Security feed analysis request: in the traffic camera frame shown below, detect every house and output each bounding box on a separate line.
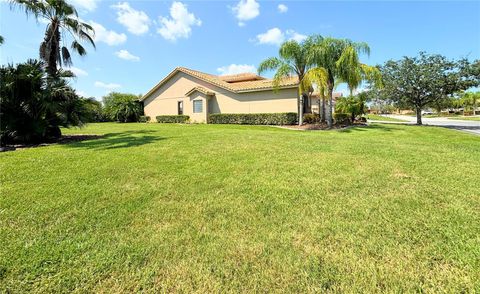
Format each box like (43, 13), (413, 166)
(141, 67), (341, 123)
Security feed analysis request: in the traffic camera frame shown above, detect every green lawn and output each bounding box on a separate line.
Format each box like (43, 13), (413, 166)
(366, 114), (407, 122)
(448, 116), (480, 121)
(1, 123), (479, 292)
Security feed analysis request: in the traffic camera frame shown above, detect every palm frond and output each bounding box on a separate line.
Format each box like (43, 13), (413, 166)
(354, 41), (371, 57)
(77, 29), (96, 49)
(71, 41), (87, 56)
(9, 0), (47, 19)
(272, 63), (294, 91)
(258, 57), (282, 74)
(279, 40), (301, 62)
(61, 46), (72, 67)
(302, 67), (329, 95)
(361, 64), (383, 88)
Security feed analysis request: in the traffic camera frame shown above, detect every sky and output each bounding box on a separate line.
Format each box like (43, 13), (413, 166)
(1, 0), (479, 99)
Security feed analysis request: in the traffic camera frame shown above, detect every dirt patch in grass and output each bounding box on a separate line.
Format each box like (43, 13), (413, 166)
(0, 134), (104, 152)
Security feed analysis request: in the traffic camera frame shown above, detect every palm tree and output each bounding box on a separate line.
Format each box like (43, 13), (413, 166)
(258, 36), (322, 125)
(302, 67), (329, 122)
(308, 37), (381, 127)
(0, 35), (4, 45)
(11, 0), (95, 77)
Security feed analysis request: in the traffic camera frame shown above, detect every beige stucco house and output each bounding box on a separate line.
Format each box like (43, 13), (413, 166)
(141, 67), (301, 123)
(141, 67), (343, 123)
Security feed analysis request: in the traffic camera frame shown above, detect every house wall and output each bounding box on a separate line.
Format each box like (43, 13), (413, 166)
(189, 92), (208, 123)
(143, 72), (298, 123)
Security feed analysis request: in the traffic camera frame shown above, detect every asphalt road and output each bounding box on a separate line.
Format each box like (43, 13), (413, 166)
(373, 115), (480, 136)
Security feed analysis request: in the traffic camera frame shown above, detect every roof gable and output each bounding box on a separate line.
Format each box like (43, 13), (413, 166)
(185, 86), (215, 96)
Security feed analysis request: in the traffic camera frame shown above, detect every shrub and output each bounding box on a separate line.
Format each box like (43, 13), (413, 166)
(208, 113), (297, 125)
(139, 116), (151, 123)
(333, 113), (351, 125)
(156, 115), (190, 123)
(103, 92), (143, 123)
(1, 59), (89, 145)
(336, 94), (367, 122)
(303, 113), (320, 124)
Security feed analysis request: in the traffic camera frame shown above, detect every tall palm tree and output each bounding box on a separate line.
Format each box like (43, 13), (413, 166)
(258, 36), (322, 125)
(0, 35), (4, 45)
(11, 0), (95, 77)
(308, 37), (381, 127)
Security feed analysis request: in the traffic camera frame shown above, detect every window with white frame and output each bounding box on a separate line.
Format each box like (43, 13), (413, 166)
(193, 100), (203, 113)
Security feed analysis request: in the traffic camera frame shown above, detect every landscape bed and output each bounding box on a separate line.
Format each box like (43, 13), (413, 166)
(1, 123), (479, 292)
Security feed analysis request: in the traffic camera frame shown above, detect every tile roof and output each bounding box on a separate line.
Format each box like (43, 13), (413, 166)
(185, 86), (215, 96)
(218, 73), (265, 83)
(141, 67), (299, 101)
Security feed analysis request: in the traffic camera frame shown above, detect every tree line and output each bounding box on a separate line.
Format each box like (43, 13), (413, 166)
(0, 0), (143, 146)
(260, 39), (479, 126)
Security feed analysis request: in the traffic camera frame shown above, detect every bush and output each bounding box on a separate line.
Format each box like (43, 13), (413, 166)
(303, 113), (320, 124)
(1, 59), (89, 145)
(208, 113), (297, 125)
(139, 116), (151, 123)
(333, 113), (351, 125)
(156, 115), (190, 123)
(103, 92), (143, 123)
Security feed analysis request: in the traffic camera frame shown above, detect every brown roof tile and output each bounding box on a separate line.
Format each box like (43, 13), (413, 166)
(141, 67), (299, 101)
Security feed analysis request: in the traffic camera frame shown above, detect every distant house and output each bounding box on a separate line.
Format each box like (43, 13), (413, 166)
(141, 67), (341, 123)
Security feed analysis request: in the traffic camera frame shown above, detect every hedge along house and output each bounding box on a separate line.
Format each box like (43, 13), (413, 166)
(141, 67), (303, 123)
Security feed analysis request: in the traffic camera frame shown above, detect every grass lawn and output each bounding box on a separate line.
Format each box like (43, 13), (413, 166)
(1, 123), (479, 292)
(366, 114), (407, 122)
(448, 116), (480, 121)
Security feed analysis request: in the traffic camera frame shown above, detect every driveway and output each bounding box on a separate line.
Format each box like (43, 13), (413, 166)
(373, 115), (480, 136)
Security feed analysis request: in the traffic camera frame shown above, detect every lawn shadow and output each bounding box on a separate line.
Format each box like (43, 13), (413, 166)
(339, 124), (396, 133)
(63, 130), (166, 150)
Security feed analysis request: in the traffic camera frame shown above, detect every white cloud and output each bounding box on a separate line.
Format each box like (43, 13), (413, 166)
(115, 49), (140, 61)
(89, 21), (127, 46)
(68, 0), (98, 12)
(277, 4), (288, 13)
(157, 2), (201, 41)
(232, 0), (259, 26)
(217, 64), (256, 75)
(255, 28), (308, 46)
(256, 27), (284, 46)
(67, 66), (88, 76)
(111, 2), (150, 35)
(94, 81), (122, 91)
(286, 30), (307, 42)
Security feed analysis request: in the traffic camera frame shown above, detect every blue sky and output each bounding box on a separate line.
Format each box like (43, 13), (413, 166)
(1, 0), (479, 99)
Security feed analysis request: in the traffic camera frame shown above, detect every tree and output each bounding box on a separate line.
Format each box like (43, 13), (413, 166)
(103, 93), (143, 123)
(456, 92), (480, 115)
(0, 59), (88, 145)
(11, 0), (95, 77)
(80, 97), (108, 122)
(335, 93), (368, 122)
(258, 36), (321, 125)
(307, 37), (381, 127)
(377, 52), (480, 125)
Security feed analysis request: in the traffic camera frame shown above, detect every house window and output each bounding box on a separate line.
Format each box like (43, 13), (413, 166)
(193, 100), (203, 113)
(178, 101), (183, 115)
